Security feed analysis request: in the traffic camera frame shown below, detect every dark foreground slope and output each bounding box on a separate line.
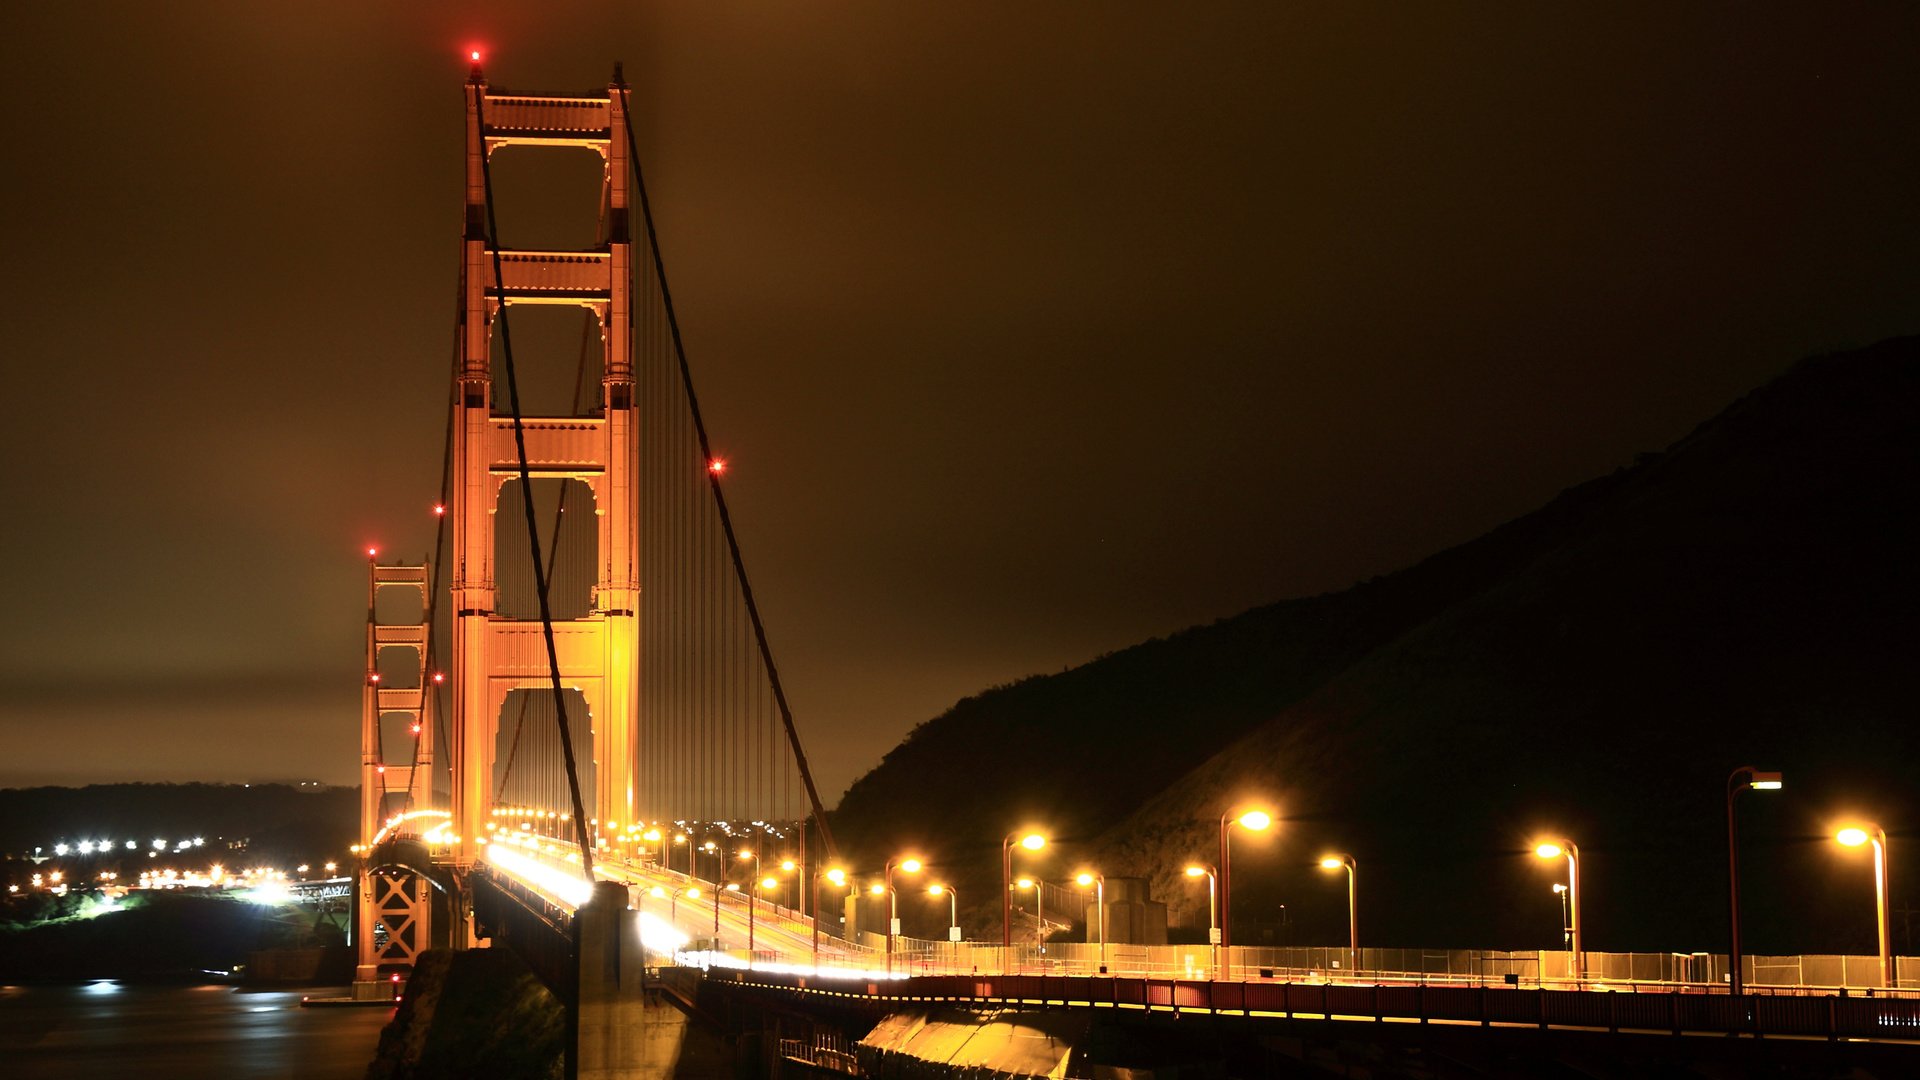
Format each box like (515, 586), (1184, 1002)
(831, 337), (1918, 954)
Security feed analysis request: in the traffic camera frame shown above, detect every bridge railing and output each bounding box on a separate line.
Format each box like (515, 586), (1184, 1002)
(851, 940), (1918, 994)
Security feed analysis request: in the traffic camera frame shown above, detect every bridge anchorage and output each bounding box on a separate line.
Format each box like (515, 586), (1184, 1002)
(350, 62), (1920, 1079)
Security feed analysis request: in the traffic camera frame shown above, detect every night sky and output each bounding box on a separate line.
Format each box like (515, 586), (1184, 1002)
(3, 4), (1917, 798)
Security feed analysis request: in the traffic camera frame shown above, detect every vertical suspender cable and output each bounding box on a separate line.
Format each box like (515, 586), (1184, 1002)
(615, 85), (840, 861)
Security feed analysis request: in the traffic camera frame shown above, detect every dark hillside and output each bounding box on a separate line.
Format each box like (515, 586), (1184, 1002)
(831, 337), (1919, 954)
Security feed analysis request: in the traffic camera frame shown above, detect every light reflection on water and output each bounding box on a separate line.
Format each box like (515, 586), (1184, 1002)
(0, 983), (390, 1079)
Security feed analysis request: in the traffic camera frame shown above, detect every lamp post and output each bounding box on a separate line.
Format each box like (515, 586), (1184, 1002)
(1836, 824), (1894, 989)
(814, 867), (846, 968)
(930, 883), (960, 941)
(1015, 877), (1046, 964)
(1075, 872), (1107, 970)
(1002, 831), (1047, 948)
(1185, 864), (1219, 972)
(778, 858), (798, 911)
(1318, 853), (1358, 957)
(672, 832), (689, 875)
(1552, 884), (1570, 949)
(1727, 766), (1783, 996)
(884, 856), (923, 975)
(672, 885), (700, 925)
(1219, 808), (1273, 948)
(739, 849), (765, 957)
(715, 882), (735, 938)
(701, 839), (718, 880)
(749, 876), (778, 960)
(642, 827), (662, 863)
(1533, 839), (1582, 982)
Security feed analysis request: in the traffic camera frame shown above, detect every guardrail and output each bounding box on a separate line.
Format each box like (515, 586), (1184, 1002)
(722, 969), (1920, 1042)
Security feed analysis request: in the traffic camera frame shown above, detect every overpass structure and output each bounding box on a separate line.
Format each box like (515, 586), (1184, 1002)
(349, 64), (1920, 1075)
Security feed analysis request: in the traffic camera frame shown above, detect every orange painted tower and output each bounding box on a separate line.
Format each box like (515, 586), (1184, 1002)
(357, 557), (436, 980)
(449, 66), (640, 883)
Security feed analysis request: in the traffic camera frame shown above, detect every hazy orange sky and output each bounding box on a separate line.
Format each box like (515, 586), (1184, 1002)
(3, 3), (1917, 798)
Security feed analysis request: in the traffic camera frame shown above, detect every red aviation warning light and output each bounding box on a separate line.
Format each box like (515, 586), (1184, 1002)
(366, 546), (378, 558)
(469, 50), (481, 63)
(707, 458), (728, 476)
(432, 672), (446, 685)
(433, 504), (445, 516)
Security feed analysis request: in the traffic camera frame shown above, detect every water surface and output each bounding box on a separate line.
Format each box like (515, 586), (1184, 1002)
(0, 982), (389, 1079)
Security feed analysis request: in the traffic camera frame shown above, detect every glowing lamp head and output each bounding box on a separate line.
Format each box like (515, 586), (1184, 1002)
(1019, 833), (1046, 851)
(684, 887), (701, 899)
(1534, 842), (1565, 860)
(1750, 772), (1783, 790)
(1016, 877), (1034, 889)
(928, 883), (946, 896)
(826, 868), (846, 886)
(1319, 856), (1343, 870)
(1075, 872), (1095, 887)
(648, 886), (666, 899)
(899, 858), (922, 874)
(643, 829), (661, 842)
(736, 849), (754, 861)
(1184, 866), (1207, 878)
(1237, 810), (1272, 831)
(780, 859), (796, 872)
(868, 883), (886, 896)
(1837, 827), (1871, 848)
(759, 877), (778, 890)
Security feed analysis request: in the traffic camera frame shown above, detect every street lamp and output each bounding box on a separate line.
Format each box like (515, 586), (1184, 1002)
(1184, 865), (1218, 944)
(1184, 864), (1218, 974)
(1219, 807), (1273, 948)
(672, 832), (690, 875)
(749, 876), (779, 959)
(885, 856), (923, 975)
(1727, 766), (1783, 996)
(1552, 884), (1571, 949)
(1014, 877), (1046, 949)
(1533, 839), (1582, 982)
(671, 885), (700, 925)
(1002, 831), (1047, 948)
(1075, 872), (1107, 969)
(929, 883), (961, 942)
(814, 867), (847, 968)
(1836, 824), (1894, 989)
(1318, 853), (1358, 956)
(701, 839), (718, 880)
(715, 881), (737, 937)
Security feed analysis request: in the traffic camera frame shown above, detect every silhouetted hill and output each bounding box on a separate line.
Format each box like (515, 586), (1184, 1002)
(830, 337), (1919, 955)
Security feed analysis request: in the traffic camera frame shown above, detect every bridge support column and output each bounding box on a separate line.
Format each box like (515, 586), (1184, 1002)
(574, 881), (684, 1079)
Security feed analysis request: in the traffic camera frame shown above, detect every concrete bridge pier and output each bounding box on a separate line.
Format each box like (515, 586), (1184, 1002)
(574, 880), (686, 1080)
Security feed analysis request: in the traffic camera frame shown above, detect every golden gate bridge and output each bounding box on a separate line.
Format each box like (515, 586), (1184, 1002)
(341, 61), (1920, 1075)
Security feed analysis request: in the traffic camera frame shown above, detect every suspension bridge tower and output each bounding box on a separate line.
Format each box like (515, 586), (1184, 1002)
(448, 64), (640, 888)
